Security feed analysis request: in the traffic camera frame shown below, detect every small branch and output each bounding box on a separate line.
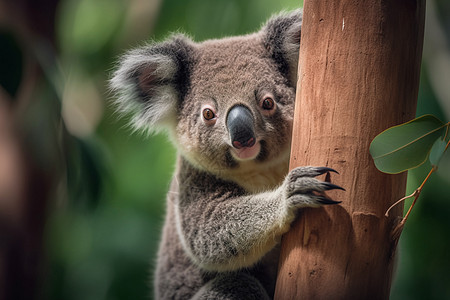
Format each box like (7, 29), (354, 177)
(385, 190), (418, 217)
(444, 122), (449, 142)
(389, 167), (434, 242)
(389, 126), (448, 242)
(445, 135), (450, 152)
(386, 123), (449, 218)
(386, 167), (436, 221)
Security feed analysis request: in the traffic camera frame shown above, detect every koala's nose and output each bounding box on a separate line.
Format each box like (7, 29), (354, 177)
(226, 105), (256, 149)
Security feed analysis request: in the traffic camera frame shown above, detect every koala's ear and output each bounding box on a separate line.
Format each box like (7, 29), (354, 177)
(262, 9), (302, 86)
(110, 35), (195, 133)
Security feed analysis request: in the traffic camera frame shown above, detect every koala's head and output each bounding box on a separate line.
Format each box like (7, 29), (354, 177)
(111, 10), (301, 177)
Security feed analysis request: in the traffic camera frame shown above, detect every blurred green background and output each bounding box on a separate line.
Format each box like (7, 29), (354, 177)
(0, 0), (449, 299)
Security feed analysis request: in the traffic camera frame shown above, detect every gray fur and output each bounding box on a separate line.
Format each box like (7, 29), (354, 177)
(111, 9), (341, 299)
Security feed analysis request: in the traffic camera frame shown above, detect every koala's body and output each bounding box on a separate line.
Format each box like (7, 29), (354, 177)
(111, 10), (342, 300)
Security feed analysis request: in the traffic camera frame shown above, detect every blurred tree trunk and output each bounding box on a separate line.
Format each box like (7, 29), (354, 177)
(0, 1), (59, 299)
(274, 1), (425, 299)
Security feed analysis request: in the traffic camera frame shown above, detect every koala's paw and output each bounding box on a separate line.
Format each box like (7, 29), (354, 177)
(285, 166), (344, 208)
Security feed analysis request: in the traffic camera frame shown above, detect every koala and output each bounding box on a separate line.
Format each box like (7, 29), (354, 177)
(111, 9), (343, 300)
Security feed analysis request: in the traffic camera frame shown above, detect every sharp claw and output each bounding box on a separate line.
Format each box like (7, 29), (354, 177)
(323, 182), (346, 191)
(317, 196), (342, 205)
(315, 167), (339, 175)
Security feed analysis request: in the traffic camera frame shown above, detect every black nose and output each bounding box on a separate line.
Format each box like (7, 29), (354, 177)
(226, 105), (256, 149)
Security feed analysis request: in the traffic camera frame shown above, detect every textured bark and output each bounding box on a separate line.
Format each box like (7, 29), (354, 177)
(274, 1), (425, 299)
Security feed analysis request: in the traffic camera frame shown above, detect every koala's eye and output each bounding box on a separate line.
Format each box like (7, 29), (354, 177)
(201, 105), (217, 125)
(202, 108), (216, 120)
(261, 97), (275, 110)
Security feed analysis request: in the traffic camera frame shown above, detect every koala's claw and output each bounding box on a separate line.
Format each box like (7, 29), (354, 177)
(286, 166), (344, 208)
(316, 196), (342, 205)
(322, 182), (346, 191)
(315, 167), (339, 175)
(288, 166), (339, 178)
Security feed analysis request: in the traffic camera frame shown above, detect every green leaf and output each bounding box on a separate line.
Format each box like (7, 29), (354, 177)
(369, 115), (446, 174)
(437, 144), (450, 181)
(429, 137), (447, 167)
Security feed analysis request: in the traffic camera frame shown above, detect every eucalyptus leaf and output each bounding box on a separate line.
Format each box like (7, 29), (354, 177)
(370, 115), (446, 174)
(436, 145), (450, 182)
(429, 137), (447, 167)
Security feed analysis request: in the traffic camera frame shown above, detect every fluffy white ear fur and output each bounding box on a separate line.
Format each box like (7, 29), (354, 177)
(110, 49), (179, 134)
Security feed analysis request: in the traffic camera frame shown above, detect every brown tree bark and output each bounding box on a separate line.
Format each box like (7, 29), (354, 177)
(274, 1), (425, 299)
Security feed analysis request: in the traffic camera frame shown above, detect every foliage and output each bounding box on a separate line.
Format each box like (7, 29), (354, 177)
(370, 115), (449, 225)
(370, 115), (449, 174)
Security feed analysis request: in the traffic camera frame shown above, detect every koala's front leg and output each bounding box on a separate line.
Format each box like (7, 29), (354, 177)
(176, 166), (343, 272)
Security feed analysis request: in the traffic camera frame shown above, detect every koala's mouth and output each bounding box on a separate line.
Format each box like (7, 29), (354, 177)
(230, 141), (261, 161)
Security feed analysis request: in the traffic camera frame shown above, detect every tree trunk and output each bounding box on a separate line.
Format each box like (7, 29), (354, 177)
(274, 1), (425, 299)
